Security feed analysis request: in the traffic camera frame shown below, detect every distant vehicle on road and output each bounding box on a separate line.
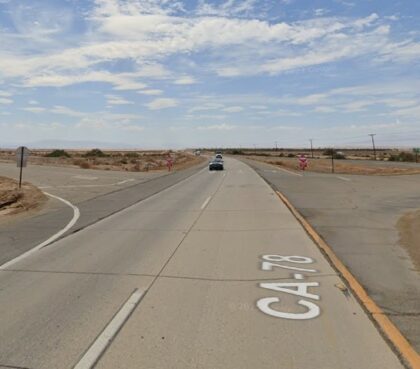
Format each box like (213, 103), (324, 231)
(209, 158), (224, 171)
(215, 154), (223, 160)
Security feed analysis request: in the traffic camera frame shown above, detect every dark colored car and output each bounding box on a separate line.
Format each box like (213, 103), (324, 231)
(209, 158), (224, 171)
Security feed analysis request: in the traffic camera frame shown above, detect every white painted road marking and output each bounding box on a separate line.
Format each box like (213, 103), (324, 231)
(0, 193), (80, 270)
(116, 179), (135, 185)
(39, 179), (135, 189)
(337, 176), (351, 181)
(72, 175), (98, 181)
(74, 290), (144, 369)
(201, 196), (212, 210)
(257, 255), (321, 320)
(277, 168), (303, 177)
(257, 297), (320, 320)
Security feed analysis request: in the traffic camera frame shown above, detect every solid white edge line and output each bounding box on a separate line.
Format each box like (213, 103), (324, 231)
(0, 192), (80, 270)
(337, 176), (351, 181)
(73, 290), (144, 369)
(201, 196), (212, 210)
(278, 167), (303, 177)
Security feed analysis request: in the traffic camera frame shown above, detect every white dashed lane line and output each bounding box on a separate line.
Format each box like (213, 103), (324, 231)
(73, 289), (145, 369)
(201, 196), (212, 210)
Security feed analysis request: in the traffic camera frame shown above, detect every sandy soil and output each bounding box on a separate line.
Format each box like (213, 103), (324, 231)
(244, 156), (420, 176)
(397, 210), (420, 272)
(0, 176), (47, 219)
(0, 150), (205, 173)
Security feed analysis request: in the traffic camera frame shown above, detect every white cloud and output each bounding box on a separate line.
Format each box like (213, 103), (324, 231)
(50, 105), (85, 117)
(173, 75), (197, 85)
(23, 107), (46, 113)
(223, 106), (243, 113)
(195, 0), (258, 17)
(189, 103), (224, 113)
(106, 94), (134, 105)
(314, 9), (329, 17)
(0, 90), (12, 97)
(23, 71), (147, 91)
(137, 89), (163, 95)
(145, 98), (178, 110)
(0, 97), (13, 104)
(0, 6), (403, 89)
(314, 106), (336, 113)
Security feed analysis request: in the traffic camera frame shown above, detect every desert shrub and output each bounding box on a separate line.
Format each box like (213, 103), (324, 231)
(287, 153), (295, 158)
(333, 153), (346, 159)
(83, 148), (108, 157)
(125, 152), (139, 158)
(389, 152), (415, 162)
(45, 149), (71, 158)
(79, 161), (91, 169)
(278, 152), (285, 157)
(229, 149), (244, 155)
(120, 159), (128, 164)
(323, 149), (335, 156)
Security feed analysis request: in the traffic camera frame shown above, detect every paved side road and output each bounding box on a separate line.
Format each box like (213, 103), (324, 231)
(245, 158), (420, 354)
(0, 158), (405, 369)
(0, 162), (206, 266)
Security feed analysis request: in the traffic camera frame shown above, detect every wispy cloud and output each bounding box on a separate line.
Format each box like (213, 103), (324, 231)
(145, 98), (178, 110)
(106, 94), (134, 105)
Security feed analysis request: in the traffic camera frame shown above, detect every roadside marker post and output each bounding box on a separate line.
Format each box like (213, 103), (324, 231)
(331, 149), (335, 173)
(16, 146), (29, 189)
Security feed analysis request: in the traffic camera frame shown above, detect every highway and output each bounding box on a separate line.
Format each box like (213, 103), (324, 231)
(0, 158), (405, 369)
(246, 158), (420, 353)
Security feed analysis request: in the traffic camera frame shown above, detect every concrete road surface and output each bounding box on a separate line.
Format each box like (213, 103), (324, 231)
(245, 158), (420, 353)
(0, 158), (405, 369)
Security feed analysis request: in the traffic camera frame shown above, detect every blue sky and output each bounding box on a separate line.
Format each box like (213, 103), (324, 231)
(0, 0), (419, 149)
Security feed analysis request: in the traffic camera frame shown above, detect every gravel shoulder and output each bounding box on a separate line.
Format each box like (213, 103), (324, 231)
(397, 209), (420, 272)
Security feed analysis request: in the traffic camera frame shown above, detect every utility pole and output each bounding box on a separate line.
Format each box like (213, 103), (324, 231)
(331, 148), (335, 173)
(275, 141), (278, 152)
(309, 139), (314, 158)
(369, 134), (377, 160)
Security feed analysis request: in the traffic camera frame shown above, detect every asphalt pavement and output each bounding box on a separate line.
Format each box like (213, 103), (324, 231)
(0, 158), (406, 369)
(245, 158), (420, 354)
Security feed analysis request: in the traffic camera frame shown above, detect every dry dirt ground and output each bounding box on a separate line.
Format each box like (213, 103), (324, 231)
(0, 176), (46, 219)
(397, 210), (420, 272)
(244, 155), (420, 175)
(0, 150), (205, 173)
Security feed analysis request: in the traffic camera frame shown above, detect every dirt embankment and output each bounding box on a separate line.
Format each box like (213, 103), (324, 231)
(397, 210), (420, 273)
(0, 176), (47, 218)
(244, 156), (420, 176)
